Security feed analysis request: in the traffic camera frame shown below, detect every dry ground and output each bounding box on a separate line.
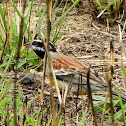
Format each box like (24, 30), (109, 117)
(23, 1), (126, 125)
(1, 0), (126, 125)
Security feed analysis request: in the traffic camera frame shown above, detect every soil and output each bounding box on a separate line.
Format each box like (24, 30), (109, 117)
(1, 0), (126, 125)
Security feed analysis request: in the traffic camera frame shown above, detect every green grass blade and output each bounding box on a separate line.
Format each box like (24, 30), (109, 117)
(35, 9), (46, 36)
(0, 107), (6, 118)
(123, 68), (126, 79)
(0, 96), (11, 108)
(31, 108), (41, 117)
(52, 0), (59, 10)
(12, 18), (18, 43)
(107, 104), (126, 122)
(46, 117), (52, 126)
(26, 116), (36, 126)
(78, 109), (89, 126)
(16, 86), (21, 113)
(97, 0), (120, 18)
(27, 0), (34, 41)
(0, 5), (7, 32)
(114, 81), (126, 125)
(51, 0), (80, 31)
(0, 78), (11, 100)
(52, 0), (64, 16)
(13, 2), (22, 18)
(58, 116), (62, 126)
(0, 51), (14, 84)
(37, 108), (47, 125)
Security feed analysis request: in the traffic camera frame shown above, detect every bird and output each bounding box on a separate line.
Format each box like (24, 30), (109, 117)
(25, 39), (126, 101)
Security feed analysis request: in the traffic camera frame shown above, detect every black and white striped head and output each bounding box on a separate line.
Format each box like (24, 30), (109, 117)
(25, 39), (57, 59)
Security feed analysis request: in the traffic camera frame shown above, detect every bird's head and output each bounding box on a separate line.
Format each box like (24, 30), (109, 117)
(25, 39), (57, 59)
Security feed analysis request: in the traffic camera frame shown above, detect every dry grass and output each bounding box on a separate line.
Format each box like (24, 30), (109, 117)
(0, 0), (126, 125)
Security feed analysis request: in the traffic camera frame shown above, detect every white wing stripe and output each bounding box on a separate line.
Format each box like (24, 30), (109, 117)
(54, 69), (72, 75)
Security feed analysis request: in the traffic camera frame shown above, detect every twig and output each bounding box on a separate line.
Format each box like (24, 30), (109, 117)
(90, 29), (116, 38)
(118, 24), (126, 92)
(87, 68), (97, 126)
(40, 33), (46, 106)
(13, 1), (26, 125)
(44, 0), (62, 104)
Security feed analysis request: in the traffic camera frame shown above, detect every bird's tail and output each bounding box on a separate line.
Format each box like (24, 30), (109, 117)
(112, 90), (126, 102)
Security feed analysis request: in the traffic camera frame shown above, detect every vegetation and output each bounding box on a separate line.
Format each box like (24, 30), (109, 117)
(0, 0), (125, 125)
(91, 0), (124, 20)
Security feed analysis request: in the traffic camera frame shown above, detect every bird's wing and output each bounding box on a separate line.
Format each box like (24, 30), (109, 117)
(51, 55), (107, 92)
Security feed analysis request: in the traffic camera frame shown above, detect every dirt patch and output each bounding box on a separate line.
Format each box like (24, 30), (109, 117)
(1, 1), (126, 125)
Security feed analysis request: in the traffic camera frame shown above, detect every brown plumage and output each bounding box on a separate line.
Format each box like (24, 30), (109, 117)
(25, 39), (126, 101)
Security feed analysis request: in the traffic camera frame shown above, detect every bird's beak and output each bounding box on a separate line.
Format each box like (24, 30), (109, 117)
(24, 42), (32, 48)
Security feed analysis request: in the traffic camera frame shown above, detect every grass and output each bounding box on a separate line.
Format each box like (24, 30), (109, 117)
(0, 0), (126, 125)
(91, 0), (124, 20)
